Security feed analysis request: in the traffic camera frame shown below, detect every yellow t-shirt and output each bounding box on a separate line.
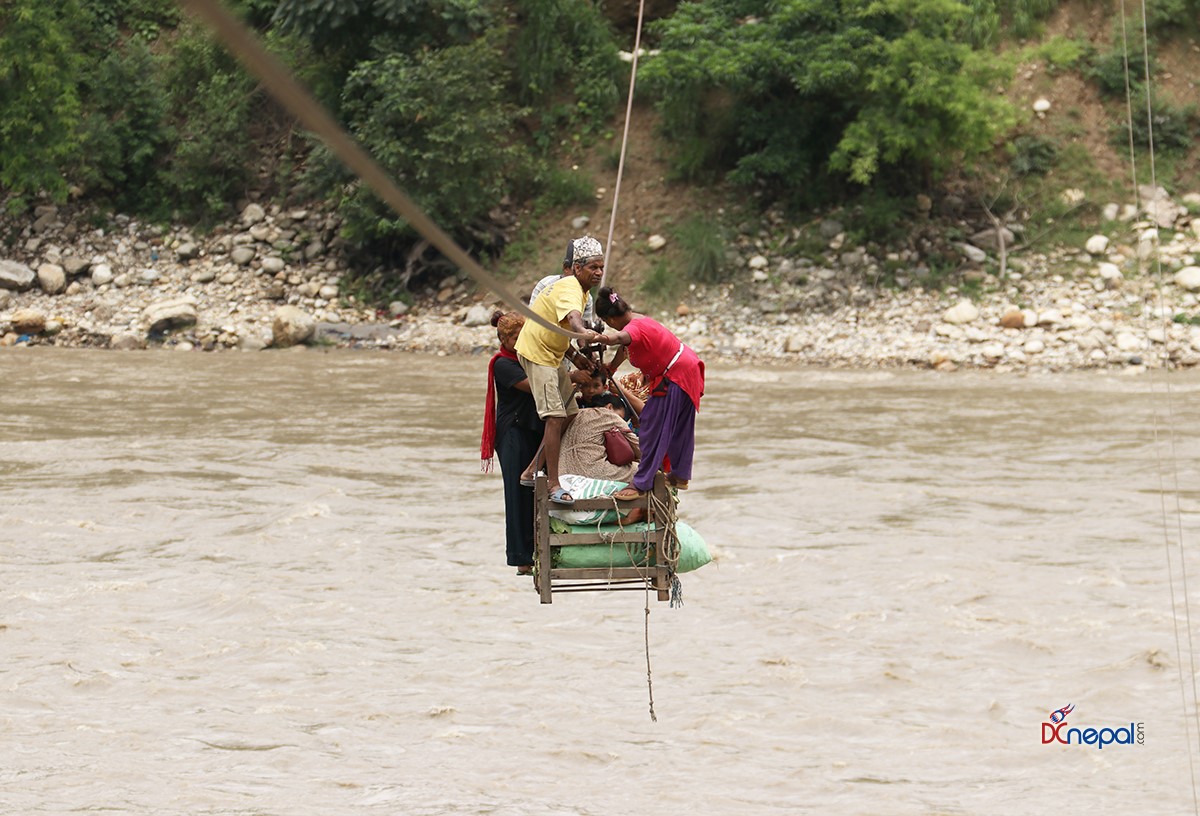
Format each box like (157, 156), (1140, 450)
(515, 276), (587, 366)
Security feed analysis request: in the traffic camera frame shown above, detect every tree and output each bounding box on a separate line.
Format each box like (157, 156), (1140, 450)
(642, 0), (1014, 203)
(0, 0), (84, 205)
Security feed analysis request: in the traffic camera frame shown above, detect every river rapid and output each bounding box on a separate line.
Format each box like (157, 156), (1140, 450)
(3, 349), (1199, 814)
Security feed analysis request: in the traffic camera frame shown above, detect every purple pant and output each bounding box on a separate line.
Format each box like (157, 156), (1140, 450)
(632, 379), (696, 492)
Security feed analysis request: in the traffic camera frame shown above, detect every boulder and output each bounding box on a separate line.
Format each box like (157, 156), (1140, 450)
(1085, 234), (1110, 255)
(272, 305), (316, 347)
(10, 308), (46, 334)
(241, 203), (266, 225)
(37, 263), (66, 294)
(942, 300), (979, 325)
(144, 297), (198, 334)
(462, 304), (492, 327)
(91, 264), (114, 286)
(1175, 266), (1200, 291)
(0, 260), (35, 291)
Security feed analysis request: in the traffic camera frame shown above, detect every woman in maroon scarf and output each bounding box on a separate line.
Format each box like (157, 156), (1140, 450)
(480, 311), (543, 574)
(595, 287), (705, 500)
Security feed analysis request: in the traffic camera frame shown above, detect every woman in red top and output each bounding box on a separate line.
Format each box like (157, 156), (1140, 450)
(595, 287), (704, 499)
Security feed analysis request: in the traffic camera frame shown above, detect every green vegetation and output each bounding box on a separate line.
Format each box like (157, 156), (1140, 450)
(641, 0), (1016, 205)
(3, 0), (1200, 296)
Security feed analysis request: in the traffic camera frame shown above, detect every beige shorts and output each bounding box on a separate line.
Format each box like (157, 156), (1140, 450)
(519, 353), (579, 420)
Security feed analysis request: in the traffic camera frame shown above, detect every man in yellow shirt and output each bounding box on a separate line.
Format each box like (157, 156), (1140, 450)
(515, 236), (604, 504)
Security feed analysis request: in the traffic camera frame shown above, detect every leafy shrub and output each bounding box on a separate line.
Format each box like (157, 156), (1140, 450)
(1088, 43), (1154, 97)
(77, 40), (172, 207)
(673, 214), (727, 284)
(513, 0), (622, 134)
(326, 33), (528, 251)
(642, 0), (1015, 202)
(1010, 134), (1058, 176)
(1036, 36), (1092, 73)
(0, 0), (84, 202)
(158, 25), (258, 221)
(1117, 94), (1195, 153)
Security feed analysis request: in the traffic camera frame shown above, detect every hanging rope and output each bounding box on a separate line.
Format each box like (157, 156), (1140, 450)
(177, 0), (589, 344)
(1120, 2), (1200, 810)
(600, 0), (649, 290)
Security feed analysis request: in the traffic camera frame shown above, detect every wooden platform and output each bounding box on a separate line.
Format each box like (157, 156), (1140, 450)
(533, 472), (677, 604)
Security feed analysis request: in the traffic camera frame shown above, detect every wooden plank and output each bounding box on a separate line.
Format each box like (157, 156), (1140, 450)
(548, 532), (653, 547)
(535, 475), (553, 604)
(549, 567), (656, 580)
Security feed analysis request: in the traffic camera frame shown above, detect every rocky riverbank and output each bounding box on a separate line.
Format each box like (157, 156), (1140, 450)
(4, 189), (1200, 373)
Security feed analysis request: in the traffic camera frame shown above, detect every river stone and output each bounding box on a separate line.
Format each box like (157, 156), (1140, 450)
(0, 260), (35, 291)
(231, 246), (256, 266)
(1085, 234), (1110, 255)
(957, 243), (987, 263)
(748, 255), (769, 270)
(91, 264), (114, 286)
(462, 304), (492, 327)
(239, 334), (268, 352)
(192, 268), (216, 284)
(647, 234), (667, 251)
(218, 271), (238, 285)
(261, 256), (286, 274)
(1115, 331), (1141, 351)
(176, 242), (199, 260)
(1033, 98), (1051, 112)
(11, 308), (46, 334)
(110, 332), (144, 351)
(272, 305), (316, 347)
(1037, 309), (1064, 327)
(63, 256), (90, 276)
(37, 263), (66, 294)
(0, 290), (9, 309)
(942, 300), (979, 325)
(144, 297), (198, 334)
(999, 309), (1025, 329)
(318, 284), (339, 300)
(1174, 266), (1200, 291)
(389, 300), (409, 317)
(1024, 339), (1045, 354)
(241, 203), (266, 225)
(980, 342), (1005, 359)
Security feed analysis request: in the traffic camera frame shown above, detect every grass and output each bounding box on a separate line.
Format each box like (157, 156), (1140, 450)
(672, 213), (726, 283)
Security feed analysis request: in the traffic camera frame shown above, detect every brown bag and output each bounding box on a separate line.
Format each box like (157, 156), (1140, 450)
(603, 426), (635, 466)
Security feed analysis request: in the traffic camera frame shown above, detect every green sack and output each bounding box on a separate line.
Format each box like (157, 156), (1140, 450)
(552, 520), (712, 573)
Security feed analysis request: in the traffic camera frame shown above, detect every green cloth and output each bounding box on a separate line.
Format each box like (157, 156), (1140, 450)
(551, 520), (712, 573)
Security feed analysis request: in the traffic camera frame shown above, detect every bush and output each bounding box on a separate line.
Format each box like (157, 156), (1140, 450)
(513, 0), (622, 133)
(1117, 94), (1195, 153)
(327, 33), (528, 252)
(673, 215), (727, 284)
(76, 40), (172, 207)
(1088, 42), (1154, 97)
(0, 0), (84, 202)
(1010, 134), (1058, 176)
(158, 25), (258, 221)
(642, 0), (1014, 203)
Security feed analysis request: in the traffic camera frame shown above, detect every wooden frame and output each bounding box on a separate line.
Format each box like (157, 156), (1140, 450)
(533, 472), (676, 604)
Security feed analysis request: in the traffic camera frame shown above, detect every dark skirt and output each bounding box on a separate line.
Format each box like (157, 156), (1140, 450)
(496, 423), (541, 566)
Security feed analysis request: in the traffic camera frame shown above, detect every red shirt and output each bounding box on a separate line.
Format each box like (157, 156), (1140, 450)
(624, 317), (705, 410)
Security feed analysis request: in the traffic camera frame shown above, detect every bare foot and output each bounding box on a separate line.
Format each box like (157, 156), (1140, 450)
(516, 565), (533, 576)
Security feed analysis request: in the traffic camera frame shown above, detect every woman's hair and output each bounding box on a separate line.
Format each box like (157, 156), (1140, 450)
(492, 310), (524, 347)
(595, 287), (631, 320)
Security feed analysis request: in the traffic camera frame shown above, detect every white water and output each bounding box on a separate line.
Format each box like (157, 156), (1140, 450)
(2, 349), (1198, 814)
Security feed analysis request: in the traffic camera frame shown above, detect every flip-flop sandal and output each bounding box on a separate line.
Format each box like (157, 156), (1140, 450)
(613, 487), (645, 501)
(519, 478), (535, 487)
(548, 487), (575, 505)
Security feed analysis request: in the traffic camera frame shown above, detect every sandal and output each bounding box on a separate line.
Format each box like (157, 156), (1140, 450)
(613, 487), (645, 501)
(667, 476), (689, 490)
(548, 486), (575, 505)
(515, 565), (533, 576)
